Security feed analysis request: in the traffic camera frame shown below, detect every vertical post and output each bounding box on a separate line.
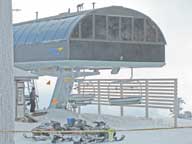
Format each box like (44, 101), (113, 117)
(130, 68), (134, 79)
(174, 79), (178, 128)
(77, 5), (79, 12)
(120, 82), (124, 117)
(15, 81), (17, 119)
(155, 25), (158, 42)
(144, 18), (147, 42)
(77, 82), (81, 114)
(131, 17), (134, 41)
(92, 2), (96, 9)
(119, 17), (121, 40)
(79, 21), (82, 38)
(106, 16), (108, 40)
(98, 80), (101, 115)
(78, 106), (81, 114)
(35, 11), (38, 20)
(73, 107), (76, 113)
(93, 15), (95, 39)
(145, 80), (149, 119)
(0, 0), (15, 143)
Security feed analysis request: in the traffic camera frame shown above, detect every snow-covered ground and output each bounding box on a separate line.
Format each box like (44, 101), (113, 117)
(15, 109), (192, 144)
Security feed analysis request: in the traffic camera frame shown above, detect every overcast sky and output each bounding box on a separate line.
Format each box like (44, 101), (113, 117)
(12, 0), (192, 111)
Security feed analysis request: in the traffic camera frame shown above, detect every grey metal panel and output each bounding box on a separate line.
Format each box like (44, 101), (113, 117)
(14, 67), (38, 79)
(70, 40), (165, 62)
(14, 41), (68, 62)
(15, 61), (165, 71)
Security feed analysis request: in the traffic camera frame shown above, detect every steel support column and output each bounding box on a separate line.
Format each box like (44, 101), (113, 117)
(0, 0), (15, 143)
(49, 69), (73, 109)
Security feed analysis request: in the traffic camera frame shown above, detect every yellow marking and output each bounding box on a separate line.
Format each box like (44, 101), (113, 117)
(57, 47), (64, 53)
(64, 68), (71, 71)
(108, 128), (115, 141)
(64, 77), (73, 83)
(1, 126), (192, 134)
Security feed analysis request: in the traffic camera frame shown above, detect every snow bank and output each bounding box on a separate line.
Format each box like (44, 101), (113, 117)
(15, 110), (192, 144)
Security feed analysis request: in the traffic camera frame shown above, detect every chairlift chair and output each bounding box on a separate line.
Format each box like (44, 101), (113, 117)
(108, 81), (143, 106)
(69, 94), (94, 106)
(68, 81), (96, 106)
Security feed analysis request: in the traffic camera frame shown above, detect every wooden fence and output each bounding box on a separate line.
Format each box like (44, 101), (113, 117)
(76, 79), (178, 127)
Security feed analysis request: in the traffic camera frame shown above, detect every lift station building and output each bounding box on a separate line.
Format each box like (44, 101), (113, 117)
(13, 6), (167, 110)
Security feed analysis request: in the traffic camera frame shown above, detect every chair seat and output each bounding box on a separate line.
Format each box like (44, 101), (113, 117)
(109, 96), (142, 106)
(69, 94), (94, 106)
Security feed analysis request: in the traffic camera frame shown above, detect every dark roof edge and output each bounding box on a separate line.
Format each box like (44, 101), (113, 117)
(13, 10), (92, 26)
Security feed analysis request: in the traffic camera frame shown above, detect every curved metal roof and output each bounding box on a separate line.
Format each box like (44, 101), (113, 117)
(14, 6), (166, 46)
(13, 15), (84, 45)
(14, 6), (166, 71)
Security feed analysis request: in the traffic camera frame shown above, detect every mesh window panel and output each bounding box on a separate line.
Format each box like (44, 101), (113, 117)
(158, 29), (165, 42)
(71, 24), (79, 38)
(146, 19), (157, 42)
(81, 15), (93, 39)
(121, 17), (132, 41)
(108, 16), (120, 40)
(95, 15), (106, 40)
(134, 18), (144, 41)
